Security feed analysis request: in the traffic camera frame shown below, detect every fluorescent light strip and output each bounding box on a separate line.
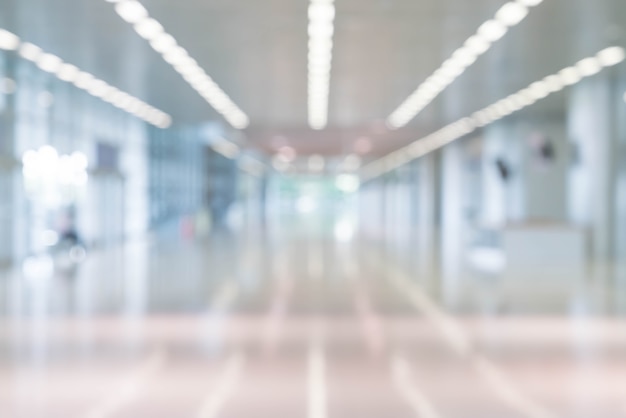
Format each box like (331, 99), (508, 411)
(387, 0), (544, 129)
(363, 46), (625, 181)
(308, 0), (335, 130)
(0, 28), (171, 128)
(109, 0), (249, 129)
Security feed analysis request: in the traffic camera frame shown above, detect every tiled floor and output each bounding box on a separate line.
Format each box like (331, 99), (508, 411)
(0, 226), (625, 417)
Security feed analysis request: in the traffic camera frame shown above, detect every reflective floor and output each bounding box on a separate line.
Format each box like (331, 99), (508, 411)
(1, 220), (626, 418)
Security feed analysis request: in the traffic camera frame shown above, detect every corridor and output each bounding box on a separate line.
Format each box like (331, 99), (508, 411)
(0, 0), (626, 416)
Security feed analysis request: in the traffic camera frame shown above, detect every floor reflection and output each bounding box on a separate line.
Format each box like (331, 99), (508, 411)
(0, 223), (625, 417)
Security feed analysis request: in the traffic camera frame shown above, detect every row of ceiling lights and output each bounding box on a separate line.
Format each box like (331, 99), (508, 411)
(387, 0), (545, 129)
(308, 0), (336, 130)
(271, 151), (361, 174)
(106, 0), (249, 129)
(363, 46), (625, 180)
(0, 28), (171, 128)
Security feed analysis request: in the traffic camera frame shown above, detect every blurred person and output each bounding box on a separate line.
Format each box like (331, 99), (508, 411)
(54, 207), (87, 276)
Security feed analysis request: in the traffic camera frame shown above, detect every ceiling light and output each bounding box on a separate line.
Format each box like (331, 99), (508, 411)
(56, 63), (79, 82)
(528, 81), (549, 99)
(478, 20), (507, 42)
(596, 46), (625, 67)
(387, 1), (540, 129)
(558, 67), (581, 85)
(74, 71), (95, 90)
(115, 0), (148, 24)
(5, 31), (171, 128)
(464, 35), (491, 55)
(309, 3), (335, 20)
(134, 18), (163, 40)
(19, 42), (42, 61)
(0, 29), (20, 50)
(163, 46), (188, 64)
(576, 57), (601, 76)
(104, 1), (247, 129)
(87, 80), (109, 97)
(366, 46), (621, 181)
(451, 48), (478, 67)
(495, 2), (529, 26)
(517, 0), (544, 6)
(543, 74), (564, 92)
(37, 53), (63, 73)
(150, 33), (176, 53)
(307, 0), (335, 130)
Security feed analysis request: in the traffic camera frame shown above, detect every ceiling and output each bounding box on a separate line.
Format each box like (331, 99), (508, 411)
(0, 0), (624, 158)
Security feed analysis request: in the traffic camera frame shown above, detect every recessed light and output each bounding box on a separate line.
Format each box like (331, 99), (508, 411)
(0, 29), (20, 50)
(387, 1), (539, 129)
(74, 71), (96, 90)
(366, 46), (620, 181)
(478, 20), (507, 42)
(134, 18), (163, 40)
(150, 33), (176, 53)
(464, 35), (491, 55)
(104, 0), (247, 129)
(517, 0), (544, 6)
(19, 42), (42, 61)
(37, 53), (63, 73)
(57, 63), (79, 82)
(115, 0), (148, 24)
(558, 67), (582, 85)
(543, 74), (564, 92)
(495, 2), (529, 26)
(576, 57), (601, 76)
(596, 46), (625, 67)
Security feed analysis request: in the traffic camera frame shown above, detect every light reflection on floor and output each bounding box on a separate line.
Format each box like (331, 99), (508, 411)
(0, 226), (625, 418)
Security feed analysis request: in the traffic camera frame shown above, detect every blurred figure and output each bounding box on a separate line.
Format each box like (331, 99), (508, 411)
(53, 207), (87, 276)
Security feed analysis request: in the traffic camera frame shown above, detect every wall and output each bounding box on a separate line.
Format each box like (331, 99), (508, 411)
(0, 51), (153, 262)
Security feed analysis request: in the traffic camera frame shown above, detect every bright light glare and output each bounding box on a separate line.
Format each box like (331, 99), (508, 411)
(4, 26), (171, 128)
(42, 230), (59, 247)
(335, 174), (360, 193)
(105, 0), (248, 129)
(387, 0), (541, 129)
(57, 63), (79, 82)
(518, 0), (544, 6)
(37, 53), (63, 73)
(19, 42), (42, 61)
(115, 0), (148, 23)
(495, 2), (529, 26)
(308, 0), (335, 129)
(365, 46), (625, 181)
(478, 20), (507, 41)
(576, 57), (601, 77)
(134, 18), (163, 40)
(334, 220), (355, 242)
(597, 46), (626, 67)
(297, 196), (318, 214)
(0, 29), (20, 50)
